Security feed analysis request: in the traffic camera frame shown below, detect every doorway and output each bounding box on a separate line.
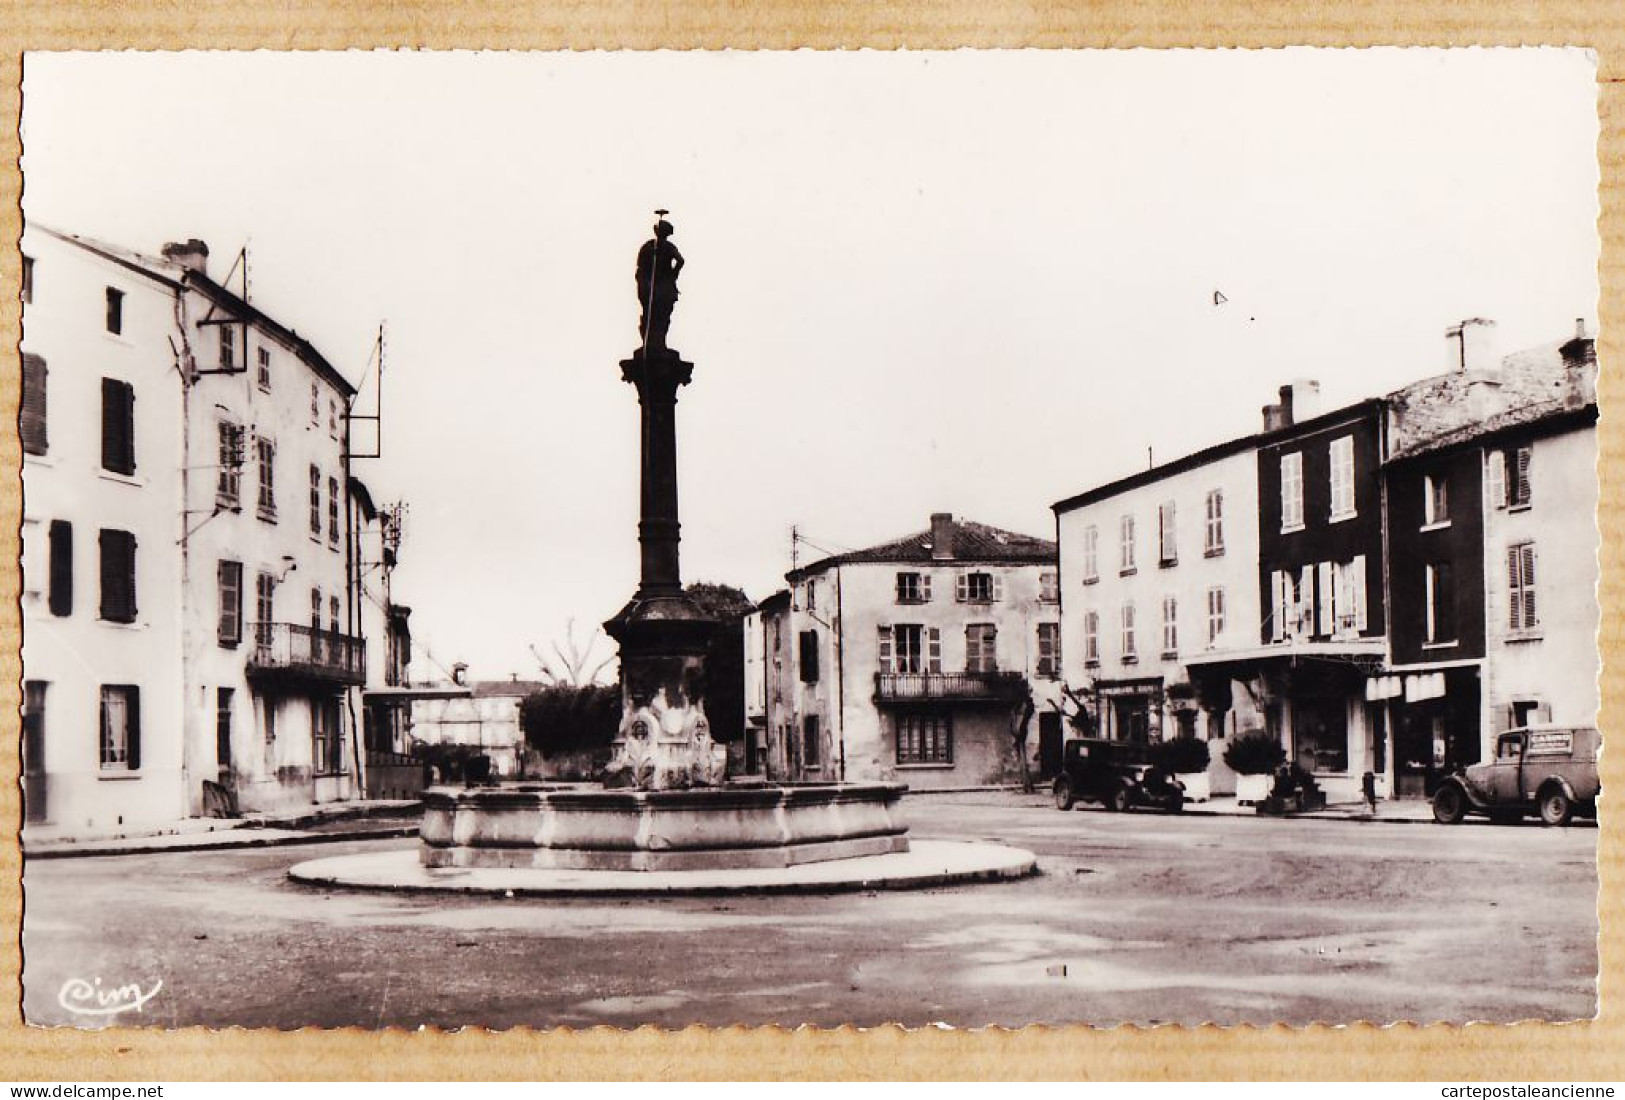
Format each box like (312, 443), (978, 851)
(1037, 712), (1063, 780)
(23, 681), (46, 824)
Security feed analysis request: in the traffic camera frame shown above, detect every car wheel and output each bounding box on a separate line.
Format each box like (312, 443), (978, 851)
(1432, 783), (1467, 825)
(1168, 791), (1185, 814)
(1539, 787), (1574, 827)
(1053, 776), (1076, 811)
(1109, 786), (1133, 813)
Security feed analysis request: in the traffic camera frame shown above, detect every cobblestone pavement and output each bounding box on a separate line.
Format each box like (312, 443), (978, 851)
(21, 792), (1598, 1029)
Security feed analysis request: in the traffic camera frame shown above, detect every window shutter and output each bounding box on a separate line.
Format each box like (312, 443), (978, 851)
(1507, 546), (1523, 631)
(126, 686), (141, 771)
(1521, 544), (1538, 628)
(1486, 450), (1506, 509)
(48, 520), (73, 617)
(1271, 571), (1285, 641)
(1317, 561), (1334, 636)
(1297, 566), (1314, 635)
(101, 378), (135, 475)
(928, 627), (942, 673)
(1352, 555), (1368, 631)
(955, 573), (968, 601)
(877, 626), (893, 674)
(21, 354), (47, 455)
(991, 575), (1003, 602)
(99, 529), (136, 623)
(1514, 447), (1532, 506)
(920, 574), (932, 601)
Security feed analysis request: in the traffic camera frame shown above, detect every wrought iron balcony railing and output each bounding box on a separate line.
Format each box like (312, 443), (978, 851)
(874, 670), (1028, 704)
(247, 622), (366, 685)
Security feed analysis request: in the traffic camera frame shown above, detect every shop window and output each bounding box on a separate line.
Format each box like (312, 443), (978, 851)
(1292, 698), (1348, 774)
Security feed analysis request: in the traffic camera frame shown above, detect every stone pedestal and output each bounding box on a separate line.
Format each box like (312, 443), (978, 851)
(602, 346), (721, 790)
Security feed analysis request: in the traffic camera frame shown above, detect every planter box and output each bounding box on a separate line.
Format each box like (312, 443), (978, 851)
(1177, 771), (1211, 803)
(1234, 773), (1271, 806)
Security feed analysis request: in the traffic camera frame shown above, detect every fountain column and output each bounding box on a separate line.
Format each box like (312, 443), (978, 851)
(602, 216), (721, 790)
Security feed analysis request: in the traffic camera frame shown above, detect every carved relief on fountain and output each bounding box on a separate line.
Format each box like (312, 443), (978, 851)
(602, 682), (726, 791)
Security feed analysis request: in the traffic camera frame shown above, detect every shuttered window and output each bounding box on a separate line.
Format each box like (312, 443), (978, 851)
(965, 623), (998, 672)
(216, 421), (243, 507)
(1036, 622), (1061, 677)
(1204, 490), (1224, 555)
(309, 465), (323, 535)
(1161, 595), (1178, 655)
(1121, 603), (1137, 659)
(48, 520), (72, 617)
(1509, 445), (1532, 508)
(1486, 449), (1507, 509)
(1426, 562), (1456, 644)
(328, 476), (341, 546)
(1081, 525), (1099, 581)
(1280, 452), (1304, 529)
(803, 715), (821, 768)
(256, 437), (277, 520)
(329, 596), (341, 635)
(220, 323), (236, 369)
(104, 287), (124, 335)
(218, 560), (243, 646)
(896, 714), (952, 765)
(1508, 542), (1538, 631)
(1158, 502), (1177, 565)
(1206, 586), (1226, 646)
(956, 572), (999, 602)
(97, 529), (137, 624)
(21, 354), (47, 456)
(99, 685), (140, 770)
(1083, 610), (1100, 664)
(1329, 436), (1355, 519)
(100, 378), (136, 475)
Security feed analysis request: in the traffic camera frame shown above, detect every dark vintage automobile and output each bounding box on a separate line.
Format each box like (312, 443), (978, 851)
(1432, 725), (1600, 826)
(1052, 737), (1185, 813)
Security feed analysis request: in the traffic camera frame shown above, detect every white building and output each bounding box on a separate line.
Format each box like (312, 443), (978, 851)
(21, 228), (188, 831)
(21, 225), (395, 831)
(755, 513), (1063, 790)
(1053, 436), (1264, 795)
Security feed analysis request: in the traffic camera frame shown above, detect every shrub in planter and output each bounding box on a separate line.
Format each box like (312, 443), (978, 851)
(1154, 737), (1212, 775)
(1223, 731), (1286, 776)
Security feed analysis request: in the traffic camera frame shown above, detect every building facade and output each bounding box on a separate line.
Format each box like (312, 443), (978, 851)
(755, 514), (1062, 790)
(20, 225), (394, 831)
(1053, 434), (1264, 796)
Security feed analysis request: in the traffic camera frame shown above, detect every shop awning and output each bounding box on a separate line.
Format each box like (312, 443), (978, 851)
(1183, 639), (1387, 670)
(362, 685), (473, 703)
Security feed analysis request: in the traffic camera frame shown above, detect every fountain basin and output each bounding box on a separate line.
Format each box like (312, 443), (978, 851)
(420, 782), (909, 872)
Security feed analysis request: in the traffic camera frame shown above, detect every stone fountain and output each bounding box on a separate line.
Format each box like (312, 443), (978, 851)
(417, 213), (910, 873)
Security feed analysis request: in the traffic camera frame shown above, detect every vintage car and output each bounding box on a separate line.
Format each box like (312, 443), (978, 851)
(1432, 725), (1600, 826)
(1052, 737), (1185, 813)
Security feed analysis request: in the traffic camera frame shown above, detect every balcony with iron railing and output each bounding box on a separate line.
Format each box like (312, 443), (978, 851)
(874, 670), (1029, 705)
(247, 622), (366, 686)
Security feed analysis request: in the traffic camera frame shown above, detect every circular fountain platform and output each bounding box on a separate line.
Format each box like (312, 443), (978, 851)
(288, 839), (1036, 896)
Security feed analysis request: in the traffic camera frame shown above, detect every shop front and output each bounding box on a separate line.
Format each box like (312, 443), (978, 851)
(1366, 665), (1482, 799)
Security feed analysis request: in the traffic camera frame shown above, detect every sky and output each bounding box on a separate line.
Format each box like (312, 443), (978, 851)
(20, 49), (1600, 681)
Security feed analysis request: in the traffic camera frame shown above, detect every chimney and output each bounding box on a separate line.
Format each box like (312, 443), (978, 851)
(1445, 318), (1500, 375)
(930, 512), (955, 561)
(1286, 378), (1321, 422)
(452, 662), (468, 686)
(1561, 317), (1597, 408)
(161, 239), (210, 276)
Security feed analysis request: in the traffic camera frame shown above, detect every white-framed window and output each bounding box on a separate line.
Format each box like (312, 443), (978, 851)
(256, 346), (271, 390)
(327, 476), (341, 547)
(1204, 489), (1224, 555)
(1083, 610), (1100, 665)
(805, 580), (817, 611)
(965, 623), (998, 673)
(99, 684), (139, 770)
(1038, 571), (1059, 603)
(1036, 622), (1061, 678)
(1425, 562), (1456, 644)
(1486, 445), (1533, 509)
(1272, 568), (1313, 641)
(1121, 603), (1137, 660)
(1161, 595), (1178, 656)
(1280, 452), (1305, 530)
(1508, 542), (1538, 631)
(879, 624), (941, 676)
(1329, 436), (1355, 520)
(1120, 515), (1137, 572)
(1081, 525), (1099, 582)
(1331, 557), (1367, 636)
(1158, 502), (1177, 566)
(1423, 473), (1450, 527)
(895, 572), (931, 604)
(1206, 586), (1225, 646)
(956, 572), (999, 602)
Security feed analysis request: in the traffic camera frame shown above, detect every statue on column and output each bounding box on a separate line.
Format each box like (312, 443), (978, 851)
(636, 211), (685, 354)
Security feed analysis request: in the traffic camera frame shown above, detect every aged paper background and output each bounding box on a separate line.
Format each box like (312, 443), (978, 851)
(0, 0), (1620, 1081)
